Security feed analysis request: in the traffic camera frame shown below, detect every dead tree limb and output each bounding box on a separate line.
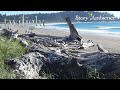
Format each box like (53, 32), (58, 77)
(66, 17), (82, 41)
(12, 30), (19, 34)
(97, 44), (109, 53)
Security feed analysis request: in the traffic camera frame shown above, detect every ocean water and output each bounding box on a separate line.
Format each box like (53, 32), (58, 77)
(37, 22), (120, 37)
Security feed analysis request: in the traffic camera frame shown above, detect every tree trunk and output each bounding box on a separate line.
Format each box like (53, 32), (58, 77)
(66, 17), (82, 41)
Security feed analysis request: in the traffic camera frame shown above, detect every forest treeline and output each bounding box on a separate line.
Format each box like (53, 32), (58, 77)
(0, 11), (119, 22)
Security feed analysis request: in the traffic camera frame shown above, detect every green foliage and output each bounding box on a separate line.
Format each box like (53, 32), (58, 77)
(87, 68), (102, 79)
(39, 71), (55, 79)
(0, 36), (26, 79)
(87, 68), (120, 79)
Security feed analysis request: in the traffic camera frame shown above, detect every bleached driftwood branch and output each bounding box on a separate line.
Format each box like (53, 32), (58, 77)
(97, 44), (109, 53)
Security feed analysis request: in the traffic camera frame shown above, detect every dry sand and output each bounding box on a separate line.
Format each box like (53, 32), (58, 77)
(1, 24), (120, 54)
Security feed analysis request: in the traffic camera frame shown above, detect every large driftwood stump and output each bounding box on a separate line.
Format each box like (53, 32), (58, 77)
(66, 17), (82, 41)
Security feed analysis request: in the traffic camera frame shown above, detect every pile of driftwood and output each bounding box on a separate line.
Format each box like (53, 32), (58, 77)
(2, 17), (120, 79)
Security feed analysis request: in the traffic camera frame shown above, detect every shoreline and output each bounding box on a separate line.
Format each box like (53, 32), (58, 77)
(1, 24), (120, 54)
(43, 22), (120, 38)
(2, 22), (120, 38)
(1, 23), (120, 39)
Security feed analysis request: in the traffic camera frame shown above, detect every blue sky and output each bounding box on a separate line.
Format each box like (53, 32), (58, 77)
(0, 11), (120, 18)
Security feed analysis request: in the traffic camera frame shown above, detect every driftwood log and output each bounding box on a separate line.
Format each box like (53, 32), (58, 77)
(66, 17), (82, 41)
(2, 33), (120, 79)
(0, 29), (19, 39)
(1, 29), (12, 39)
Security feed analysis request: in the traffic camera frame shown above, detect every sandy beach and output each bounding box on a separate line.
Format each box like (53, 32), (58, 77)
(1, 24), (120, 54)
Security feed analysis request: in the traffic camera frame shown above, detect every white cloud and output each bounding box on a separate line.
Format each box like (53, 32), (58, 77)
(0, 11), (62, 15)
(97, 11), (120, 18)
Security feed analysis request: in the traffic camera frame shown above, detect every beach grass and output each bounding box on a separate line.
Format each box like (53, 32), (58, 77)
(0, 36), (26, 79)
(39, 71), (55, 79)
(87, 68), (120, 79)
(0, 35), (119, 79)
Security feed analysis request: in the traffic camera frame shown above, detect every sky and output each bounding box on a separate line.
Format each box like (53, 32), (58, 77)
(97, 11), (120, 18)
(0, 11), (120, 18)
(0, 11), (62, 15)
